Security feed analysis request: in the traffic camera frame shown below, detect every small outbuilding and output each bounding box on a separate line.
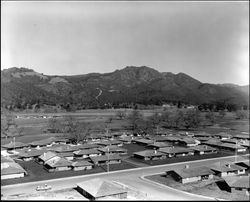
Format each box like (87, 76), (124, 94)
(76, 178), (127, 200)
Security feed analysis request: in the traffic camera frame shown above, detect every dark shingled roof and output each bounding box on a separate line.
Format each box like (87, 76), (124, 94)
(133, 150), (166, 157)
(159, 147), (194, 154)
(90, 154), (121, 163)
(190, 145), (217, 152)
(1, 162), (27, 175)
(147, 142), (172, 148)
(172, 166), (215, 179)
(2, 141), (28, 149)
(223, 176), (250, 188)
(18, 148), (47, 158)
(45, 157), (72, 168)
(209, 162), (246, 172)
(74, 149), (102, 155)
(98, 146), (127, 153)
(76, 178), (127, 198)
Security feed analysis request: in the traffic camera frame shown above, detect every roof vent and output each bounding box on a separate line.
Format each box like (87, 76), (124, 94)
(226, 163), (231, 168)
(185, 165), (189, 169)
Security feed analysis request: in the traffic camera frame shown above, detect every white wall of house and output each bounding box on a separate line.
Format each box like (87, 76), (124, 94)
(1, 173), (25, 180)
(56, 166), (71, 171)
(73, 165), (92, 171)
(182, 176), (200, 184)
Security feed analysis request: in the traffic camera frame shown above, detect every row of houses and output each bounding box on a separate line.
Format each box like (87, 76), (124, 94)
(36, 151), (122, 172)
(133, 145), (218, 161)
(167, 160), (249, 184)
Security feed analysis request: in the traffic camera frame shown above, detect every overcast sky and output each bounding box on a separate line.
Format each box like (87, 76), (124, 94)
(1, 1), (249, 85)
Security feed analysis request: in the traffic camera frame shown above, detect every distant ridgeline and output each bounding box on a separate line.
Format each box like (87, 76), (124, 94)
(1, 66), (249, 111)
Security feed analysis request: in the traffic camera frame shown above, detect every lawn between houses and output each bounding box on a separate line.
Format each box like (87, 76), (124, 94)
(144, 173), (250, 201)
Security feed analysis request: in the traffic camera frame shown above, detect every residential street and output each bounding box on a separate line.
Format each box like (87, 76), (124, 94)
(2, 154), (249, 200)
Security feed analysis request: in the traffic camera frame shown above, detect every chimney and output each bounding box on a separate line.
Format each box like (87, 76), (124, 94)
(185, 165), (189, 169)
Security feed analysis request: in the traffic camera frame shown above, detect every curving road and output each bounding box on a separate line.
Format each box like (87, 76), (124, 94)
(2, 154), (249, 200)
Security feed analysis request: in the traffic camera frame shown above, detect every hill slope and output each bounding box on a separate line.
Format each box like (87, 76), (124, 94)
(1, 66), (249, 109)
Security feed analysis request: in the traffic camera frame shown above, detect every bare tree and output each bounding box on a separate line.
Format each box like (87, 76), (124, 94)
(1, 111), (20, 139)
(63, 115), (91, 144)
(127, 110), (143, 133)
(116, 110), (126, 120)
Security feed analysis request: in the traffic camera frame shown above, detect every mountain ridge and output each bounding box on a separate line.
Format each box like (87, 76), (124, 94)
(1, 66), (249, 109)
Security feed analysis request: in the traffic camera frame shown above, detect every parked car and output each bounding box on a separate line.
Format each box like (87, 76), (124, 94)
(36, 184), (52, 191)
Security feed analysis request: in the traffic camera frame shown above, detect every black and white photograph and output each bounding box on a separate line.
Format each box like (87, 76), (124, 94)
(1, 0), (249, 200)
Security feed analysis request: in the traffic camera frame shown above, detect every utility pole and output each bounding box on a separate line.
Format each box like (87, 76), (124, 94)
(235, 140), (238, 163)
(107, 145), (109, 173)
(13, 136), (15, 152)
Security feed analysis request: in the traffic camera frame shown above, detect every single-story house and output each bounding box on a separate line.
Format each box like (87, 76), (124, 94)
(17, 148), (47, 161)
(2, 141), (29, 151)
(1, 155), (15, 163)
(238, 140), (250, 148)
(102, 133), (114, 140)
(36, 151), (59, 165)
(190, 145), (217, 155)
(178, 137), (200, 147)
(48, 145), (80, 153)
(235, 161), (250, 170)
(73, 149), (102, 159)
(71, 160), (93, 171)
(214, 132), (232, 140)
(98, 146), (128, 155)
(166, 165), (215, 184)
(76, 178), (127, 200)
(133, 150), (166, 160)
(90, 154), (122, 166)
(219, 143), (246, 152)
(203, 139), (223, 148)
(75, 143), (101, 150)
(58, 152), (75, 161)
(193, 132), (212, 138)
(209, 162), (246, 177)
(118, 136), (134, 144)
(132, 138), (154, 146)
(44, 157), (72, 172)
(221, 176), (250, 194)
(147, 136), (170, 142)
(86, 134), (103, 142)
(29, 137), (58, 148)
(195, 137), (211, 142)
(97, 140), (123, 147)
(1, 162), (27, 180)
(233, 134), (250, 141)
(163, 136), (182, 144)
(147, 142), (173, 150)
(159, 147), (194, 157)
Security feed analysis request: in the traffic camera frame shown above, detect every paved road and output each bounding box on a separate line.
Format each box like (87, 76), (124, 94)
(2, 154), (249, 200)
